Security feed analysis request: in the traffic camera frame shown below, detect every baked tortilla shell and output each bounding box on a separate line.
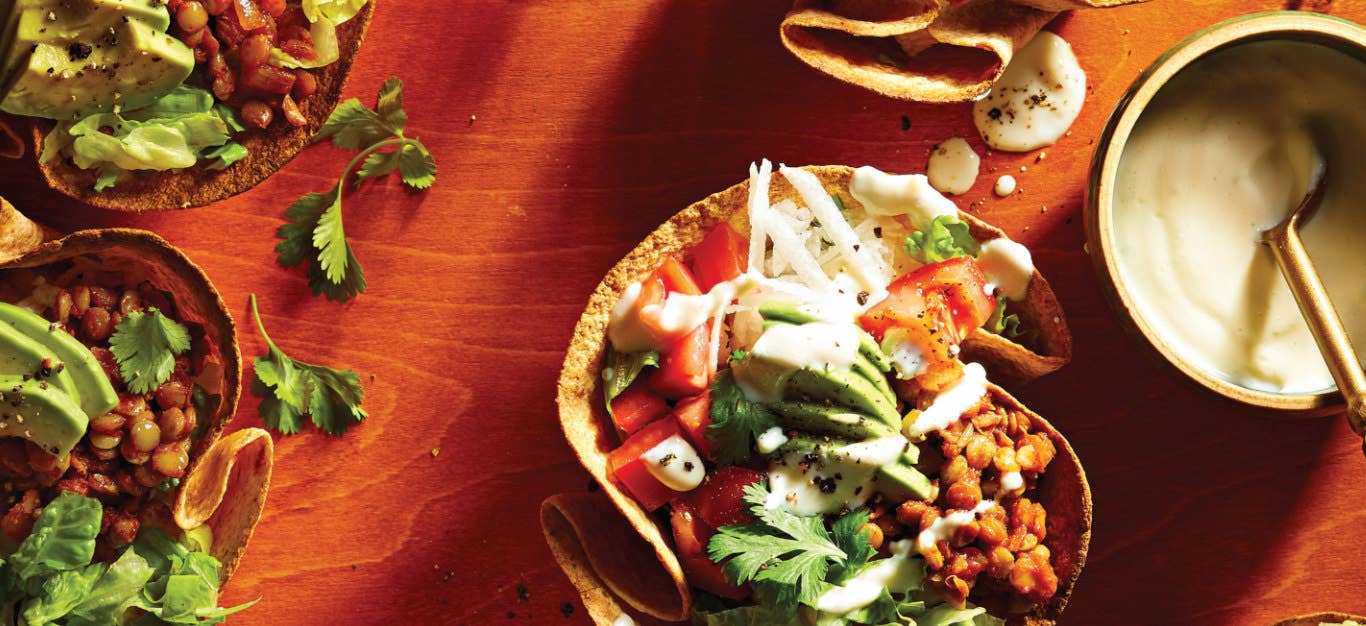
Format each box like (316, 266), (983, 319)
(0, 197), (44, 264)
(1272, 612), (1366, 626)
(0, 224), (267, 581)
(28, 2), (374, 212)
(547, 165), (1089, 623)
(780, 0), (1144, 102)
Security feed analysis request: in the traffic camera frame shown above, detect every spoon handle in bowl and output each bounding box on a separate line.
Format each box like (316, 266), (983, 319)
(1264, 226), (1366, 449)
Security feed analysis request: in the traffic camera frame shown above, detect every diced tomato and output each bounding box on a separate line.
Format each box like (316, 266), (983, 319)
(690, 223), (749, 291)
(232, 0), (271, 31)
(650, 322), (714, 399)
(859, 256), (996, 350)
(651, 256), (702, 296)
(671, 394), (714, 460)
(680, 552), (750, 600)
(670, 499), (713, 558)
(610, 377), (671, 435)
(690, 466), (763, 529)
(609, 419), (688, 511)
(623, 276), (693, 348)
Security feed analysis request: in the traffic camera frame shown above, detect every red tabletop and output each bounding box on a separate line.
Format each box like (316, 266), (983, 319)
(1, 0), (1364, 624)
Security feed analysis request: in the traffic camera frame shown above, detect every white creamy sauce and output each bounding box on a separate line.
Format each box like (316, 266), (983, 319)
(612, 615), (637, 626)
(905, 363), (988, 440)
(1112, 41), (1366, 393)
(927, 137), (980, 195)
(653, 292), (718, 336)
(1000, 470), (1024, 494)
(973, 31), (1086, 152)
(766, 436), (909, 516)
(884, 330), (927, 380)
(641, 435), (705, 492)
(756, 426), (790, 454)
(751, 321), (862, 372)
(917, 500), (994, 553)
(816, 540), (924, 615)
(977, 238), (1035, 300)
(994, 174), (1017, 197)
(849, 165), (959, 229)
(606, 281), (658, 352)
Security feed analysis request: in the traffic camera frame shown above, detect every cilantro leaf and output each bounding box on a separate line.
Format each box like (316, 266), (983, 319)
(375, 77), (407, 134)
(249, 295), (368, 435)
(397, 142), (436, 189)
(904, 215), (980, 265)
(708, 484), (849, 613)
(109, 308), (191, 394)
(355, 149), (402, 185)
(315, 99), (391, 151)
(829, 509), (874, 583)
(706, 369), (779, 464)
(603, 347), (660, 418)
(279, 76), (434, 302)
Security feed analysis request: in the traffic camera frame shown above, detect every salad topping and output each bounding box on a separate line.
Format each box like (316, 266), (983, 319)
(601, 162), (1058, 623)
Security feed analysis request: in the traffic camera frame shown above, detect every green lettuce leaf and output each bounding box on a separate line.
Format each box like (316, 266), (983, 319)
(39, 85), (245, 189)
(602, 347), (660, 418)
(8, 491), (101, 592)
(20, 562), (107, 624)
(63, 547), (156, 626)
(302, 0), (369, 25)
(903, 215), (980, 265)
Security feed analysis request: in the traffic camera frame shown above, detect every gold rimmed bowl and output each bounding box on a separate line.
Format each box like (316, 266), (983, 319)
(1085, 12), (1366, 415)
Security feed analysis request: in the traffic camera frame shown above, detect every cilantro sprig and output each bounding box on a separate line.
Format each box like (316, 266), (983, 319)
(248, 295), (368, 435)
(706, 369), (779, 465)
(276, 77), (437, 302)
(108, 308), (191, 394)
(707, 484), (873, 620)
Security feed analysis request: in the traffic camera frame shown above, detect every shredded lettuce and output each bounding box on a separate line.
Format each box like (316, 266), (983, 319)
(602, 347), (660, 418)
(0, 492), (256, 624)
(903, 215), (980, 265)
(270, 17), (340, 69)
(302, 0), (368, 25)
(986, 298), (1032, 344)
(40, 85), (248, 189)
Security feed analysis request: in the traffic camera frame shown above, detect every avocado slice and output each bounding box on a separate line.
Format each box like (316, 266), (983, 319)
(783, 368), (901, 428)
(0, 0), (193, 120)
(0, 314), (82, 406)
(759, 301), (892, 374)
(0, 375), (89, 457)
(0, 303), (117, 419)
(768, 400), (896, 441)
(874, 462), (933, 502)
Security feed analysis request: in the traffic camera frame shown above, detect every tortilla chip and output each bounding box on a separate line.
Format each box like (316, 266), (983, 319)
(0, 115), (23, 160)
(781, 0), (1144, 102)
(0, 197), (44, 264)
(547, 165), (1089, 623)
(0, 227), (263, 581)
(542, 492), (688, 624)
(175, 427), (273, 582)
(1273, 612), (1366, 626)
(30, 3), (375, 212)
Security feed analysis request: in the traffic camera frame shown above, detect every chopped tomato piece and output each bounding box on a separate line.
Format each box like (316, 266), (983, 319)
(651, 256), (702, 296)
(610, 377), (671, 435)
(690, 466), (763, 529)
(650, 322), (714, 400)
(670, 499), (713, 558)
(672, 394), (715, 460)
(680, 552), (750, 600)
(859, 257), (996, 373)
(690, 223), (749, 291)
(609, 419), (688, 511)
(624, 276), (693, 348)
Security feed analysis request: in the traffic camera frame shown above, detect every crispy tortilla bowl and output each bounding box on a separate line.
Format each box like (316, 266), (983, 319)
(543, 165), (1090, 624)
(0, 1), (373, 212)
(0, 200), (271, 581)
(779, 0), (1145, 103)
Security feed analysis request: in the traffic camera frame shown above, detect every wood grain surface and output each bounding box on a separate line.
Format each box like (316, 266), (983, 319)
(1, 1), (1363, 624)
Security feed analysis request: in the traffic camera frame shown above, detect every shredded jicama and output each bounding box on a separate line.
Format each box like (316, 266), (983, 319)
(746, 160), (772, 275)
(779, 166), (888, 295)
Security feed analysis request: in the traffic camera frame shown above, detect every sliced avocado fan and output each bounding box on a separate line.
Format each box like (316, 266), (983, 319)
(0, 302), (118, 419)
(0, 375), (90, 457)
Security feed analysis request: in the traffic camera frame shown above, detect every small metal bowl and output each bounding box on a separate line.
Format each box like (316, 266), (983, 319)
(1084, 12), (1366, 415)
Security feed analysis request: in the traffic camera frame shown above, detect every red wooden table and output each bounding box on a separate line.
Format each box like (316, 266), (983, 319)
(2, 1), (1364, 624)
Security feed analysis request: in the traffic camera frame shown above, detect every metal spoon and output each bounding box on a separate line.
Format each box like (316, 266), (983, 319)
(1258, 141), (1366, 453)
